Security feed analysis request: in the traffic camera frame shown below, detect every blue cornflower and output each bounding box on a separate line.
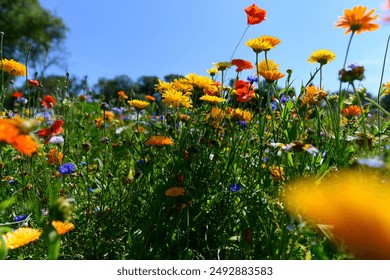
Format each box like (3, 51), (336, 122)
(237, 120), (247, 127)
(247, 75), (258, 83)
(14, 214), (27, 222)
(59, 163), (76, 175)
(136, 159), (146, 166)
(229, 183), (242, 192)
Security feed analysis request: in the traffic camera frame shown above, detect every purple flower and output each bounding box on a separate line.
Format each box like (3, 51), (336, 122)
(229, 183), (242, 192)
(59, 163), (76, 175)
(237, 120), (247, 127)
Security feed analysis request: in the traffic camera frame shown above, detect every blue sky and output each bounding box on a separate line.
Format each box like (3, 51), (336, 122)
(38, 0), (390, 95)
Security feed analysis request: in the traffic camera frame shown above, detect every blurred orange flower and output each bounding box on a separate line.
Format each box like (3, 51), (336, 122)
(284, 170), (390, 259)
(335, 5), (380, 34)
(47, 148), (64, 165)
(231, 59), (253, 72)
(244, 4), (266, 25)
(0, 118), (38, 156)
(342, 105), (362, 118)
(145, 135), (174, 147)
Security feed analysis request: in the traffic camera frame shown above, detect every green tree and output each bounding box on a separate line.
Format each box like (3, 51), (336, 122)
(0, 0), (68, 68)
(137, 75), (159, 95)
(94, 75), (135, 101)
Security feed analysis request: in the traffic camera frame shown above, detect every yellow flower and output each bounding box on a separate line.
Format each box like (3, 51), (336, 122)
(308, 49), (336, 65)
(162, 88), (193, 108)
(184, 73), (219, 95)
(145, 135), (174, 147)
(104, 111), (115, 122)
(154, 79), (172, 94)
(245, 35), (280, 53)
(229, 108), (252, 122)
(213, 61), (232, 71)
(257, 59), (280, 73)
(52, 220), (75, 235)
(206, 67), (219, 77)
(335, 5), (380, 34)
(382, 81), (390, 97)
(128, 99), (150, 111)
(199, 95), (226, 104)
(1, 58), (27, 76)
(270, 164), (285, 180)
(3, 227), (42, 249)
(165, 187), (185, 197)
(283, 170), (390, 259)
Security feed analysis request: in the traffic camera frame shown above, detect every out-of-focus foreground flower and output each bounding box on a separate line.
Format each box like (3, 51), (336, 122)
(283, 170), (390, 259)
(335, 5), (380, 34)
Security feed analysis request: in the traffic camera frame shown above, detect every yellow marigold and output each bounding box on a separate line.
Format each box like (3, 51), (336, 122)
(154, 79), (172, 94)
(229, 108), (252, 122)
(257, 59), (280, 73)
(0, 118), (38, 156)
(162, 88), (193, 109)
(245, 35), (280, 54)
(199, 95), (226, 105)
(270, 164), (285, 180)
(213, 61), (232, 71)
(1, 58), (27, 77)
(128, 99), (150, 111)
(283, 170), (390, 259)
(3, 227), (42, 249)
(117, 90), (128, 99)
(206, 67), (219, 77)
(342, 105), (362, 118)
(172, 78), (194, 93)
(165, 187), (185, 197)
(259, 70), (285, 83)
(302, 85), (328, 105)
(184, 73), (218, 95)
(145, 135), (174, 147)
(335, 5), (380, 34)
(52, 220), (75, 235)
(210, 107), (226, 121)
(308, 49), (336, 65)
(382, 81), (390, 97)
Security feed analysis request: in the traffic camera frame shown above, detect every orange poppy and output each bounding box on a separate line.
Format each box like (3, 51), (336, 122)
(244, 4), (266, 25)
(0, 118), (38, 156)
(231, 59), (254, 72)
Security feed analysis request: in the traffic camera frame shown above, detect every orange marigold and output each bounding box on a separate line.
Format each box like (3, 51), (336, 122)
(47, 148), (64, 165)
(145, 136), (174, 147)
(52, 220), (75, 235)
(0, 118), (38, 156)
(231, 59), (254, 72)
(3, 227), (42, 249)
(335, 5), (380, 34)
(165, 187), (185, 197)
(342, 105), (362, 118)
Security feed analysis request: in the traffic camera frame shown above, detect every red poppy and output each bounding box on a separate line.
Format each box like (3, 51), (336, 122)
(42, 95), (56, 108)
(38, 120), (64, 143)
(28, 79), (40, 87)
(235, 80), (255, 102)
(244, 4), (266, 25)
(12, 91), (23, 98)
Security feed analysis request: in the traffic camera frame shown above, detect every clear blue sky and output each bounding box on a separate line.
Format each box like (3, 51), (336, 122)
(38, 0), (390, 95)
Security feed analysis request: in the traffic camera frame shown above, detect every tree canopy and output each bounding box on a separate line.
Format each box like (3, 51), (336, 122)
(0, 0), (68, 68)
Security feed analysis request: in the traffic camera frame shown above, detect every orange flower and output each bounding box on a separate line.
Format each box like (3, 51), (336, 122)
(244, 4), (266, 25)
(117, 90), (128, 99)
(37, 120), (64, 144)
(259, 70), (285, 83)
(47, 148), (63, 165)
(342, 105), (362, 118)
(42, 95), (56, 108)
(284, 170), (390, 259)
(12, 91), (23, 98)
(3, 227), (42, 249)
(165, 187), (185, 197)
(234, 80), (255, 102)
(52, 220), (75, 235)
(0, 118), (38, 156)
(28, 79), (40, 87)
(145, 95), (156, 101)
(231, 59), (254, 72)
(335, 5), (380, 34)
(145, 136), (174, 147)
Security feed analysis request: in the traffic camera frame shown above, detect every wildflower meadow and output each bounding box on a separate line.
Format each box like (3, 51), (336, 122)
(2, 3), (390, 260)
